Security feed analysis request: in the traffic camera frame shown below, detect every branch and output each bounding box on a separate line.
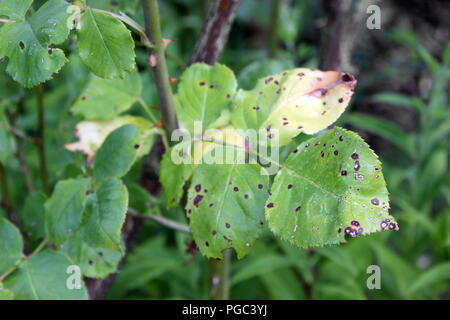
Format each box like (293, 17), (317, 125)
(187, 0), (242, 300)
(269, 0), (281, 59)
(127, 208), (190, 233)
(189, 0), (242, 65)
(209, 249), (231, 299)
(142, 0), (178, 137)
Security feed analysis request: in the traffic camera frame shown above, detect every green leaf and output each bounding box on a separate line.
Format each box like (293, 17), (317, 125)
(0, 0), (71, 87)
(71, 69), (142, 119)
(0, 283), (14, 300)
(76, 8), (135, 79)
(408, 262), (450, 295)
(160, 142), (193, 209)
(174, 63), (237, 134)
(232, 68), (357, 145)
(0, 0), (33, 20)
(45, 178), (91, 245)
(20, 192), (47, 241)
(63, 229), (123, 279)
(65, 115), (155, 163)
(0, 217), (23, 275)
(186, 161), (269, 259)
(93, 124), (140, 182)
(83, 178), (128, 251)
(266, 127), (397, 248)
(3, 250), (88, 299)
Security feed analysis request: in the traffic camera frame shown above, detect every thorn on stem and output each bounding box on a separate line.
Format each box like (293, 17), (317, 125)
(169, 77), (180, 84)
(148, 52), (157, 67)
(162, 38), (176, 49)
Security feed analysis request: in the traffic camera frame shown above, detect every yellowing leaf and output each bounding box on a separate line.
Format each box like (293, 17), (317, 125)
(65, 115), (156, 165)
(232, 68), (357, 145)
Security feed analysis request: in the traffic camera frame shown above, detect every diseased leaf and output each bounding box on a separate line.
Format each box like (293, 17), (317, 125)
(20, 192), (47, 241)
(83, 178), (128, 251)
(0, 0), (71, 87)
(65, 115), (155, 164)
(93, 124), (140, 182)
(76, 8), (135, 79)
(232, 68), (356, 145)
(45, 178), (91, 245)
(63, 233), (123, 279)
(0, 0), (33, 20)
(174, 63), (237, 135)
(186, 155), (270, 259)
(0, 217), (23, 274)
(71, 70), (142, 119)
(266, 127), (397, 248)
(3, 250), (88, 300)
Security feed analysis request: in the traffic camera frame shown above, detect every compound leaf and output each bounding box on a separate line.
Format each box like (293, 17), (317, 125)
(76, 8), (135, 79)
(0, 0), (72, 87)
(232, 68), (356, 146)
(266, 127), (397, 248)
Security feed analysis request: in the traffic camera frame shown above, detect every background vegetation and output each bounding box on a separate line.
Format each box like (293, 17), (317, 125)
(1, 0), (449, 299)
